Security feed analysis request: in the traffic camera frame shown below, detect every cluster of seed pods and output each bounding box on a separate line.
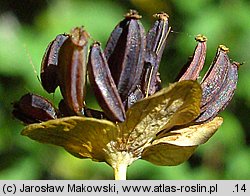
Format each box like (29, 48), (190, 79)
(12, 10), (239, 125)
(175, 38), (239, 122)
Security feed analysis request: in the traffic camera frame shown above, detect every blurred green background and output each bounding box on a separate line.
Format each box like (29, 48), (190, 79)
(0, 0), (249, 180)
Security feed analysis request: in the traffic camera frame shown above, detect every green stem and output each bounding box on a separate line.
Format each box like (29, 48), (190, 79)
(113, 163), (128, 180)
(106, 150), (137, 180)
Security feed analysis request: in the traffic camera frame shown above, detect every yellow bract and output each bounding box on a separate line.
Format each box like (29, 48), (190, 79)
(21, 80), (221, 168)
(141, 117), (223, 166)
(22, 117), (118, 162)
(118, 80), (202, 153)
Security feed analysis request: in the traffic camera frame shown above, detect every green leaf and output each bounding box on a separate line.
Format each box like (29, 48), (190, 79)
(21, 116), (118, 162)
(141, 117), (223, 166)
(119, 80), (201, 151)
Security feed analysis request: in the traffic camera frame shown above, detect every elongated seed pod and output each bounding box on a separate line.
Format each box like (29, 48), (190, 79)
(142, 12), (170, 97)
(58, 99), (106, 119)
(176, 34), (207, 81)
(58, 27), (89, 115)
(41, 34), (69, 93)
(126, 86), (144, 109)
(88, 42), (126, 122)
(196, 61), (239, 123)
(12, 93), (57, 124)
(200, 45), (230, 110)
(58, 99), (77, 117)
(147, 13), (170, 62)
(104, 10), (146, 101)
(84, 107), (106, 120)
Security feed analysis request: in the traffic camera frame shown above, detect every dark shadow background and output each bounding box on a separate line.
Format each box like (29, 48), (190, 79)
(0, 0), (249, 179)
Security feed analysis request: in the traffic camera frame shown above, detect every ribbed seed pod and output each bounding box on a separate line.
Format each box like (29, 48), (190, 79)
(104, 10), (146, 101)
(41, 34), (69, 93)
(142, 12), (170, 97)
(88, 42), (126, 122)
(176, 34), (207, 81)
(200, 45), (230, 110)
(126, 87), (144, 109)
(196, 61), (239, 123)
(58, 99), (76, 117)
(58, 27), (89, 115)
(12, 93), (57, 124)
(84, 107), (106, 120)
